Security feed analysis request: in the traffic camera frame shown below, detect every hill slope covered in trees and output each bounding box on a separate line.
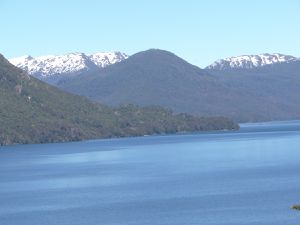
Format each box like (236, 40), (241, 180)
(0, 54), (238, 146)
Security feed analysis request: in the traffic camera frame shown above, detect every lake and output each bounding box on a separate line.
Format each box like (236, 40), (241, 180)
(1, 121), (300, 225)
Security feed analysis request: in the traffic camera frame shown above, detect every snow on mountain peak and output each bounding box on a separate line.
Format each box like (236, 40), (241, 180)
(9, 52), (128, 78)
(89, 52), (128, 68)
(206, 53), (299, 70)
(10, 55), (34, 64)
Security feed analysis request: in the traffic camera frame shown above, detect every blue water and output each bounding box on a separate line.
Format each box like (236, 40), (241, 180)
(1, 121), (300, 225)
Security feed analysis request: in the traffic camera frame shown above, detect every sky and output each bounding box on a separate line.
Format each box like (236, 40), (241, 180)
(1, 0), (300, 67)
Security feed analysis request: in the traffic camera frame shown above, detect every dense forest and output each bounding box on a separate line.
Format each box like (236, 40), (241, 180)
(0, 54), (238, 146)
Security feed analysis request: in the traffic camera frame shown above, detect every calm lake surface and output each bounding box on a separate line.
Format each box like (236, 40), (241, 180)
(1, 121), (300, 225)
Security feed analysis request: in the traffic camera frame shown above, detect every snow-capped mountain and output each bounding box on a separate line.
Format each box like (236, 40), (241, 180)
(88, 52), (128, 68)
(206, 53), (299, 70)
(9, 52), (128, 78)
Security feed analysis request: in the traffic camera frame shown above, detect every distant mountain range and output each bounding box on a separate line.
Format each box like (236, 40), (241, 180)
(10, 52), (128, 83)
(9, 50), (300, 122)
(10, 52), (300, 77)
(0, 54), (237, 146)
(206, 53), (299, 70)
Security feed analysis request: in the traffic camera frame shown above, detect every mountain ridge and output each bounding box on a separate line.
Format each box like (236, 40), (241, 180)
(206, 53), (299, 70)
(9, 52), (128, 79)
(7, 49), (300, 122)
(57, 49), (300, 122)
(11, 51), (300, 75)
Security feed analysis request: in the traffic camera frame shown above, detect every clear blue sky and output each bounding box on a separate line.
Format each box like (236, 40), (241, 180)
(1, 0), (299, 67)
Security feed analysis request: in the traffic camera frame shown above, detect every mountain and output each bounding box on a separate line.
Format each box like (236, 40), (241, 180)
(9, 52), (128, 84)
(205, 58), (300, 121)
(55, 49), (300, 122)
(10, 49), (300, 122)
(58, 49), (230, 112)
(89, 52), (128, 67)
(0, 53), (238, 146)
(206, 53), (299, 70)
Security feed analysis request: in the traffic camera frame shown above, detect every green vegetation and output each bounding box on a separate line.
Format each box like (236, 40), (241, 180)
(0, 54), (238, 146)
(291, 205), (300, 211)
(59, 49), (300, 122)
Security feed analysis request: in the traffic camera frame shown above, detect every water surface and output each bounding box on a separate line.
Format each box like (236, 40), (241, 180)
(1, 121), (300, 225)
